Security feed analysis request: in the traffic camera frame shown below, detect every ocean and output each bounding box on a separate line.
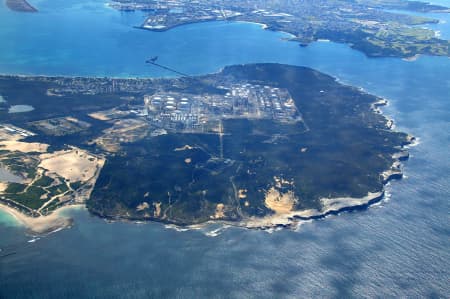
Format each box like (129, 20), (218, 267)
(0, 0), (449, 297)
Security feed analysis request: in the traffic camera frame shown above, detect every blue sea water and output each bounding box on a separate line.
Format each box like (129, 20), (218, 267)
(0, 0), (449, 298)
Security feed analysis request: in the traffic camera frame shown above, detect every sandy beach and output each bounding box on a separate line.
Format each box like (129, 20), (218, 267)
(0, 203), (76, 234)
(402, 54), (420, 62)
(236, 21), (268, 30)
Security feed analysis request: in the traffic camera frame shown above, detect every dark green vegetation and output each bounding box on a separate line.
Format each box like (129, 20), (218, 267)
(114, 0), (450, 58)
(89, 64), (409, 224)
(0, 64), (410, 225)
(4, 183), (46, 210)
(1, 168), (65, 211)
(33, 175), (54, 187)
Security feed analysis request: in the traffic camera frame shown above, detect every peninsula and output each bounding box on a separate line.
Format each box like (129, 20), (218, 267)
(0, 64), (412, 232)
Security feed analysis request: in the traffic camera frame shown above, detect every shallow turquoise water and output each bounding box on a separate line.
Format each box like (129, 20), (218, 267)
(0, 0), (449, 297)
(0, 210), (18, 227)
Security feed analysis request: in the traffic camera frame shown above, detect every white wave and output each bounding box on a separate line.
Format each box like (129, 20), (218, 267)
(164, 224), (192, 232)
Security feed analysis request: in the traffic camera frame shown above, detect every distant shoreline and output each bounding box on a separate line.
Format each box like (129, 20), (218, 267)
(5, 0), (37, 12)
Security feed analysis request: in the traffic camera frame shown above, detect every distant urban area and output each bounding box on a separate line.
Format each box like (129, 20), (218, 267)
(109, 0), (450, 58)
